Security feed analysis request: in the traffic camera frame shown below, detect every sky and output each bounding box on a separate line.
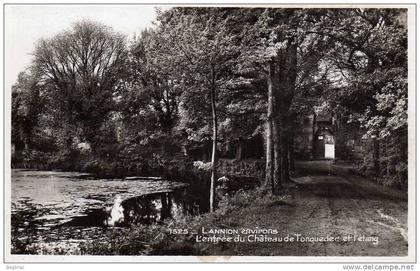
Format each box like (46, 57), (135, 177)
(5, 5), (165, 93)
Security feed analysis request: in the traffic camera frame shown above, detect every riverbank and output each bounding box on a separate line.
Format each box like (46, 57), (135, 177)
(79, 163), (407, 257)
(78, 186), (291, 255)
(10, 161), (407, 256)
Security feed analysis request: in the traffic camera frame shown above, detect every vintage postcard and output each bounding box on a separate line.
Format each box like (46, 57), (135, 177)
(2, 2), (417, 266)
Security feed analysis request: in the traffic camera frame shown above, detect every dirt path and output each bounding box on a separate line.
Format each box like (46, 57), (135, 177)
(204, 161), (408, 256)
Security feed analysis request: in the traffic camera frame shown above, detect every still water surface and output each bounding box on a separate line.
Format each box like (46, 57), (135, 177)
(11, 169), (203, 253)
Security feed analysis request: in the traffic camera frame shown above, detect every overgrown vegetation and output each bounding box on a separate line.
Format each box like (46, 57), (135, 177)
(12, 8), (408, 204)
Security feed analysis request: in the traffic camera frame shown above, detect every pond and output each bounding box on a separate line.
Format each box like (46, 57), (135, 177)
(11, 169), (209, 254)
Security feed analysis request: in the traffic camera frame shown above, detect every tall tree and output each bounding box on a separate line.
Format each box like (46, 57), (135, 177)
(318, 9), (408, 139)
(32, 20), (128, 152)
(243, 9), (333, 191)
(126, 29), (181, 135)
(156, 8), (242, 211)
(118, 28), (184, 159)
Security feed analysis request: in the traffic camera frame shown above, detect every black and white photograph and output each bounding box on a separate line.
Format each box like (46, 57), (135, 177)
(3, 2), (416, 265)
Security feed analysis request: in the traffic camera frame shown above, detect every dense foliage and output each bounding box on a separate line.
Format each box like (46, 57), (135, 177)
(12, 8), (408, 197)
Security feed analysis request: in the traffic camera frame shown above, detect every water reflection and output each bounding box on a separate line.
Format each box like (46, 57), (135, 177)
(120, 190), (196, 226)
(11, 169), (192, 230)
(61, 189), (198, 227)
(11, 169), (259, 254)
(107, 195), (124, 226)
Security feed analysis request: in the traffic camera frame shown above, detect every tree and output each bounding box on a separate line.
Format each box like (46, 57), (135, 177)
(32, 20), (128, 152)
(155, 8), (243, 211)
(117, 28), (184, 162)
(324, 9), (407, 139)
(126, 29), (182, 135)
(240, 9), (333, 191)
(11, 70), (45, 152)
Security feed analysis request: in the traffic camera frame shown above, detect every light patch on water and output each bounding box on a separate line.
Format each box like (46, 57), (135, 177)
(153, 199), (163, 221)
(107, 195), (124, 226)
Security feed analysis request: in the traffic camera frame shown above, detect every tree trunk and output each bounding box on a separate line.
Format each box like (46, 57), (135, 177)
(273, 118), (281, 191)
(279, 114), (290, 185)
(288, 131), (295, 173)
(275, 40), (297, 186)
(373, 132), (380, 175)
(264, 61), (275, 193)
(312, 112), (317, 159)
(209, 67), (218, 213)
(235, 139), (243, 160)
